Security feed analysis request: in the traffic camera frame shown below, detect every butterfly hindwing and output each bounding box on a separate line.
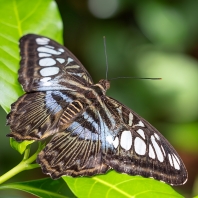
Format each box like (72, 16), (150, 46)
(37, 132), (109, 179)
(37, 107), (110, 178)
(19, 34), (93, 92)
(36, 99), (121, 178)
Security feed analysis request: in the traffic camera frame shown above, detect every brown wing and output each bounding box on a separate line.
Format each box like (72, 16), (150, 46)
(6, 90), (86, 141)
(35, 93), (187, 185)
(37, 107), (110, 179)
(19, 34), (93, 92)
(36, 99), (120, 178)
(102, 96), (188, 185)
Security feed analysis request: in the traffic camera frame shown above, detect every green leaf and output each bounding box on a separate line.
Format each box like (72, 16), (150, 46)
(0, 178), (76, 198)
(10, 138), (34, 154)
(63, 171), (183, 198)
(0, 0), (63, 113)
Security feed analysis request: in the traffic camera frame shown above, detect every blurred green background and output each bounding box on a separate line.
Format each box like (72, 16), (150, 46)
(0, 0), (198, 197)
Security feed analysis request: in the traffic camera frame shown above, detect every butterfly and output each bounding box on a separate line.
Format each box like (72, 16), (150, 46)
(6, 34), (188, 185)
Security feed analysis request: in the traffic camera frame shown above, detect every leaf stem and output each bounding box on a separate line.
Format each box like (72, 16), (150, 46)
(0, 159), (32, 185)
(23, 145), (31, 160)
(0, 142), (44, 185)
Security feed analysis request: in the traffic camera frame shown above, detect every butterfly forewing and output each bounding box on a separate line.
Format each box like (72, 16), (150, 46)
(19, 34), (93, 92)
(7, 34), (94, 140)
(103, 97), (188, 185)
(7, 34), (188, 186)
(7, 90), (87, 140)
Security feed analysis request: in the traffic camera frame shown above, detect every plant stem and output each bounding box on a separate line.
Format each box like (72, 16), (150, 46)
(0, 142), (44, 185)
(0, 160), (34, 185)
(23, 144), (31, 160)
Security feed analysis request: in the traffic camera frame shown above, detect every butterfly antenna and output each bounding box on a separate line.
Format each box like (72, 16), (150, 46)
(102, 37), (161, 81)
(110, 77), (162, 81)
(103, 36), (109, 80)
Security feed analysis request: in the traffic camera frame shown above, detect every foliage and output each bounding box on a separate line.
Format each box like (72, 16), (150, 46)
(0, 177), (75, 198)
(64, 171), (183, 198)
(0, 0), (197, 197)
(0, 0), (62, 113)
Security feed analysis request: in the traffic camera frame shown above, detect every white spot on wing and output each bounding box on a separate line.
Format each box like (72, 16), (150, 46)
(56, 58), (65, 64)
(45, 45), (54, 49)
(173, 154), (180, 165)
(40, 77), (51, 82)
(40, 67), (59, 76)
(161, 146), (166, 156)
(134, 121), (145, 127)
(40, 77), (52, 86)
(36, 37), (50, 45)
(128, 112), (133, 126)
(39, 53), (52, 57)
(154, 133), (160, 140)
(106, 136), (119, 149)
(136, 129), (145, 139)
(58, 48), (64, 52)
(151, 135), (164, 162)
(37, 47), (61, 55)
(172, 154), (180, 170)
(120, 130), (132, 151)
(134, 137), (146, 155)
(106, 136), (112, 144)
(113, 137), (119, 149)
(66, 57), (74, 65)
(149, 144), (155, 159)
(168, 154), (173, 167)
(39, 58), (56, 66)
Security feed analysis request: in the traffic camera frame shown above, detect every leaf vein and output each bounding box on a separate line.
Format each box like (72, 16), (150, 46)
(93, 177), (132, 198)
(0, 184), (68, 198)
(0, 20), (18, 29)
(13, 0), (22, 36)
(20, 0), (42, 23)
(0, 33), (18, 45)
(88, 180), (97, 197)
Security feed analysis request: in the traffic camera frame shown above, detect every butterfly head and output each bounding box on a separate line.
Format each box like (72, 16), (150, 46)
(98, 79), (110, 93)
